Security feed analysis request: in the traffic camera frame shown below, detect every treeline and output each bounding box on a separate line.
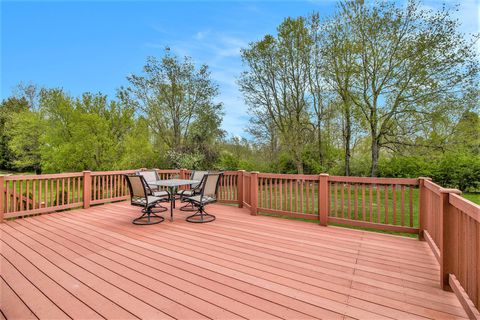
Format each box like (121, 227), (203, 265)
(1, 0), (479, 192)
(234, 0), (479, 190)
(0, 49), (225, 173)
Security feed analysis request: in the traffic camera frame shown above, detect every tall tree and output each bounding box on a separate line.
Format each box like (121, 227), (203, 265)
(124, 48), (222, 155)
(338, 0), (479, 176)
(314, 10), (359, 175)
(239, 17), (313, 173)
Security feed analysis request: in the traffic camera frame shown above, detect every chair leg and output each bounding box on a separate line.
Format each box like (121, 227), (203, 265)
(179, 201), (196, 211)
(150, 203), (168, 213)
(186, 205), (215, 223)
(133, 206), (165, 225)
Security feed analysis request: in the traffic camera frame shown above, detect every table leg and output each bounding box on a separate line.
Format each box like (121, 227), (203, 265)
(170, 187), (174, 222)
(173, 186), (177, 209)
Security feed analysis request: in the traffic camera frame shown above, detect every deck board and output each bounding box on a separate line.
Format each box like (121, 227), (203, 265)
(0, 201), (469, 319)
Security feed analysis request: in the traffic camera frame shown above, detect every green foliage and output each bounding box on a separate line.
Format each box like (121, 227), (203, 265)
(6, 110), (44, 172)
(378, 156), (434, 178)
(118, 117), (158, 169)
(0, 97), (29, 170)
(379, 153), (480, 192)
(433, 153), (480, 192)
(217, 151), (239, 171)
(166, 150), (205, 170)
(38, 90), (133, 172)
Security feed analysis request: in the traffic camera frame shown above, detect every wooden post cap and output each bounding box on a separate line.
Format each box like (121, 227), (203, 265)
(439, 188), (462, 195)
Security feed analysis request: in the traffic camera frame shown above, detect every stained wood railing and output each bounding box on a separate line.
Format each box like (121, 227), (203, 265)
(241, 171), (252, 209)
(328, 176), (419, 234)
(0, 173), (85, 220)
(256, 173), (320, 220)
(90, 170), (137, 206)
(421, 179), (444, 258)
(421, 178), (480, 318)
(0, 168), (478, 317)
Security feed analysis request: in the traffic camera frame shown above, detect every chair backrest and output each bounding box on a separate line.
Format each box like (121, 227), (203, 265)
(137, 170), (159, 183)
(200, 172), (223, 199)
(125, 175), (149, 203)
(190, 170), (208, 188)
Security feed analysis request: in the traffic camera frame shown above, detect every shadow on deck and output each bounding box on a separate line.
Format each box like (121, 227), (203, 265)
(0, 201), (468, 319)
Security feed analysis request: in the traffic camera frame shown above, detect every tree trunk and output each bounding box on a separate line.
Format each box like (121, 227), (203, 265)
(343, 103), (351, 176)
(371, 135), (379, 177)
(317, 118), (324, 167)
(344, 144), (351, 176)
(295, 159), (304, 174)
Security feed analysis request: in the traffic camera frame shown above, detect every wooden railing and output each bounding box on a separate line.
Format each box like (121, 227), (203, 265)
(256, 173), (320, 220)
(421, 179), (444, 258)
(421, 178), (480, 318)
(0, 168), (478, 317)
(90, 170), (137, 206)
(0, 172), (85, 220)
(0, 169), (242, 220)
(328, 176), (419, 234)
(241, 171), (252, 209)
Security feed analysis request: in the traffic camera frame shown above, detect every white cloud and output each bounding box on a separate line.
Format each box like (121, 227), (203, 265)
(195, 30), (210, 40)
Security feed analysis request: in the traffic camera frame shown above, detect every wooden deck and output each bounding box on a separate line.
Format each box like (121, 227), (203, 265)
(0, 201), (469, 320)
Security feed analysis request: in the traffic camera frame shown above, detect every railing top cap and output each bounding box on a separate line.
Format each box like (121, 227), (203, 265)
(439, 188), (462, 194)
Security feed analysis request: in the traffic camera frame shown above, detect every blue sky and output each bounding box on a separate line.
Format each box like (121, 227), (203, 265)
(1, 1), (478, 138)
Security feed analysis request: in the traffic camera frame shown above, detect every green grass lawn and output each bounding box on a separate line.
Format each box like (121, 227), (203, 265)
(463, 192), (480, 205)
(257, 182), (419, 225)
(255, 182), (479, 237)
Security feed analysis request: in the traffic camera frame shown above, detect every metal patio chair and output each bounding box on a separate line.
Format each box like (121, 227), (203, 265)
(124, 174), (167, 225)
(177, 170), (208, 211)
(184, 172), (223, 223)
(136, 169), (170, 199)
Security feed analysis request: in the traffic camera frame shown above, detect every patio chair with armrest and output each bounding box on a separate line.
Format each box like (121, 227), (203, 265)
(185, 172), (223, 223)
(136, 169), (170, 199)
(125, 174), (168, 225)
(177, 170), (208, 211)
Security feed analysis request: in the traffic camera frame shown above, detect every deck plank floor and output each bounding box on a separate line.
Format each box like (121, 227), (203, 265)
(0, 201), (468, 319)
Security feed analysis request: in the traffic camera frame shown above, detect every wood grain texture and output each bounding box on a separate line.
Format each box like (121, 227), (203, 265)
(0, 201), (469, 320)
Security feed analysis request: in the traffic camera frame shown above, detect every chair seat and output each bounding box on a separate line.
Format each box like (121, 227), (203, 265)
(186, 195), (216, 205)
(132, 195), (163, 206)
(152, 190), (169, 197)
(177, 189), (195, 196)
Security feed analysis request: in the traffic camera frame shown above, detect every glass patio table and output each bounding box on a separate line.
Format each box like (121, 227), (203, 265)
(150, 179), (200, 222)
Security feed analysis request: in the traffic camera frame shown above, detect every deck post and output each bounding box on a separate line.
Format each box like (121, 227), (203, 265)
(237, 170), (245, 208)
(0, 175), (4, 223)
(418, 177), (431, 241)
(180, 168), (187, 179)
(179, 169), (187, 190)
(83, 171), (92, 209)
(439, 187), (462, 291)
(319, 174), (329, 226)
(250, 171), (259, 215)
